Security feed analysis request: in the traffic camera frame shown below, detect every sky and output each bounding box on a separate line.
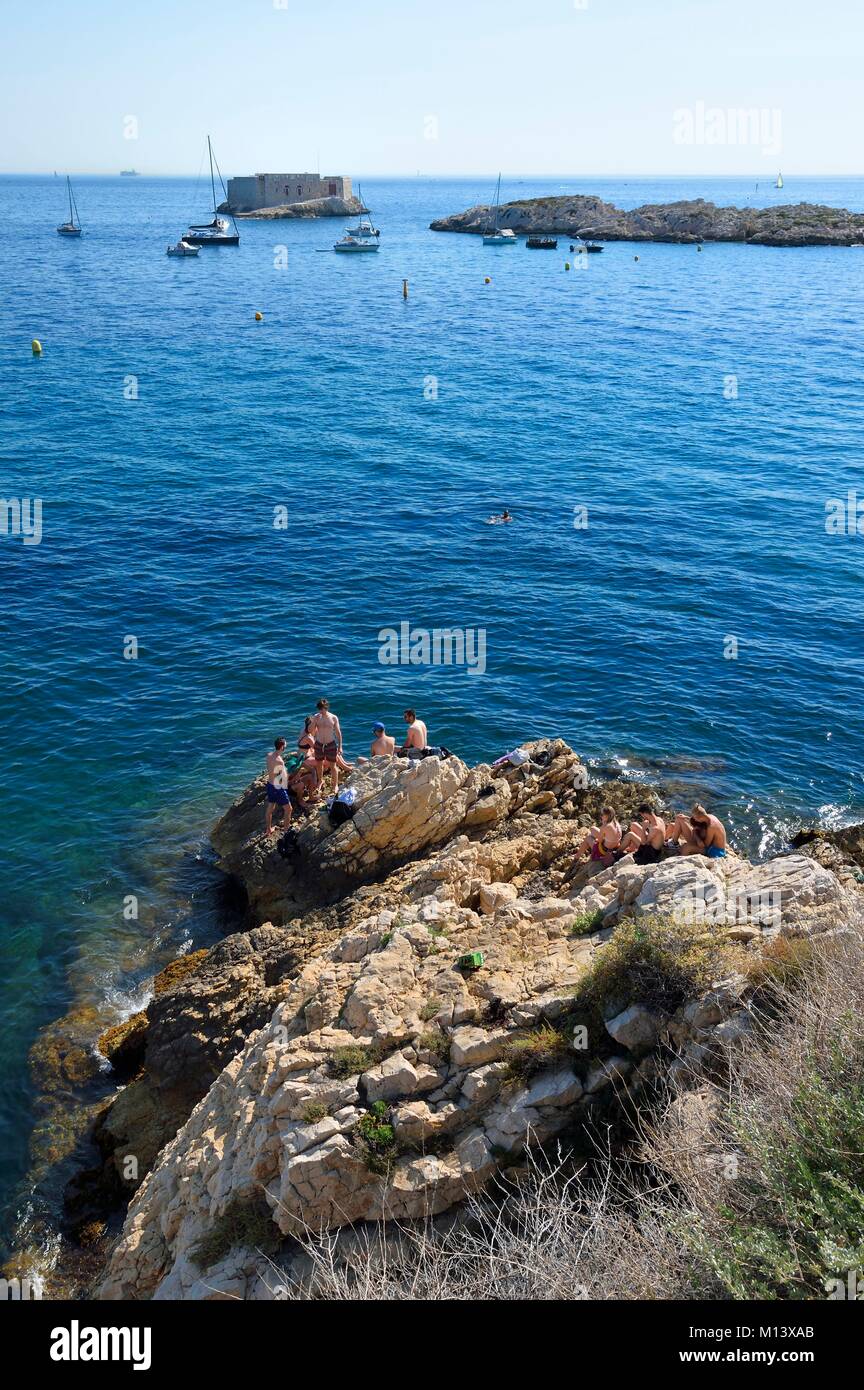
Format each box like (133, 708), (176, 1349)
(1, 0), (862, 176)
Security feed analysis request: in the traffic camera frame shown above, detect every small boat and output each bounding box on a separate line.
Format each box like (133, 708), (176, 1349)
(57, 175), (82, 236)
(334, 191), (380, 252)
(183, 137), (240, 245)
(585, 242), (604, 253)
(526, 235), (557, 250)
(120, 169), (140, 177)
(334, 229), (380, 252)
(775, 172), (784, 189)
(482, 174), (517, 245)
(167, 239), (200, 257)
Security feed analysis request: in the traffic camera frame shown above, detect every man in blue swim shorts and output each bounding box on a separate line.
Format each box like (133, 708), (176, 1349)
(265, 737), (291, 834)
(670, 803), (728, 858)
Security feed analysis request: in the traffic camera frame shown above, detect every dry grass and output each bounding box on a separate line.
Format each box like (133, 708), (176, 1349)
(646, 920), (864, 1298)
(263, 1146), (690, 1301)
(247, 913), (864, 1301)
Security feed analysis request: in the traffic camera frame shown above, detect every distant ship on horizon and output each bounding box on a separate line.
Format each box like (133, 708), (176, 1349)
(120, 169), (140, 177)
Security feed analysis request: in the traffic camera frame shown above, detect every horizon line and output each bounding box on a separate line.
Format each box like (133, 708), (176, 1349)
(3, 170), (863, 180)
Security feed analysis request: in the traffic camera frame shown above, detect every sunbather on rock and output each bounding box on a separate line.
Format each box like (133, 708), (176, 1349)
(577, 806), (622, 864)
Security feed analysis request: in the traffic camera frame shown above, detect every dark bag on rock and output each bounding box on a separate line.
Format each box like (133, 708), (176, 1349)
(328, 799), (356, 827)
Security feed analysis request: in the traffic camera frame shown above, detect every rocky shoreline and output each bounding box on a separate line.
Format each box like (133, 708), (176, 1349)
(430, 195), (864, 246)
(217, 194), (364, 220)
(32, 740), (861, 1300)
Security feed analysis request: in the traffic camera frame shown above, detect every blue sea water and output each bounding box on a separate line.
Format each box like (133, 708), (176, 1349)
(1, 173), (863, 1257)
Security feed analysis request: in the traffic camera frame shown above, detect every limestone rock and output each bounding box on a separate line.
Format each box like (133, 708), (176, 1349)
(605, 1005), (663, 1051)
(431, 195), (864, 247)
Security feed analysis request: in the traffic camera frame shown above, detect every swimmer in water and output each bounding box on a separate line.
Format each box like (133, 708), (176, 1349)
(487, 508), (512, 525)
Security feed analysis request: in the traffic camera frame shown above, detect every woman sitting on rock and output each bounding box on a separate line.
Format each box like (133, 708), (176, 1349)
(578, 807), (622, 864)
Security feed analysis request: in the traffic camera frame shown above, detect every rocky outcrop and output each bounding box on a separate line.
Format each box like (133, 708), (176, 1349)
(218, 195), (364, 219)
(96, 740), (862, 1299)
(430, 195), (864, 247)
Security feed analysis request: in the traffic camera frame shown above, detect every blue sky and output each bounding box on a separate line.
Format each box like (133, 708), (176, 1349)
(1, 0), (861, 175)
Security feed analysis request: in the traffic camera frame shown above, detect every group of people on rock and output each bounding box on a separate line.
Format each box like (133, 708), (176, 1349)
(264, 700), (431, 834)
(577, 802), (728, 866)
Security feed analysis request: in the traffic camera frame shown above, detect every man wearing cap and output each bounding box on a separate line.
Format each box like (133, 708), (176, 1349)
(371, 722), (395, 757)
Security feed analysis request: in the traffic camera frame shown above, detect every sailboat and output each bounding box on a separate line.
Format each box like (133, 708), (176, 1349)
(57, 176), (82, 236)
(483, 174), (517, 245)
(334, 186), (380, 251)
(775, 172), (784, 189)
(183, 137), (239, 246)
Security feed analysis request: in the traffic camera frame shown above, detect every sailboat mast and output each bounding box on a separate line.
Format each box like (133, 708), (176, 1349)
(67, 176), (74, 224)
(208, 136), (217, 214)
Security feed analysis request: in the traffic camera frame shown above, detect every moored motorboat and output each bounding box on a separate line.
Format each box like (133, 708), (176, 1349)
(526, 235), (557, 249)
(167, 239), (200, 257)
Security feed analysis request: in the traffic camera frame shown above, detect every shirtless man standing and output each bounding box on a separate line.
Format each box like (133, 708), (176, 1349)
(672, 804), (728, 858)
(309, 698), (343, 794)
(371, 722), (395, 757)
(265, 737), (291, 834)
(400, 709), (428, 756)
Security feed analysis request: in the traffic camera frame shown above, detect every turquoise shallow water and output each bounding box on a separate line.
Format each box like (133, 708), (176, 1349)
(1, 174), (863, 1252)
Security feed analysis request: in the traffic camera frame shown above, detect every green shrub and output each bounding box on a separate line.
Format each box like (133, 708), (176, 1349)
(300, 1100), (328, 1123)
(502, 1026), (571, 1083)
(357, 1104), (398, 1176)
(569, 910), (605, 937)
(574, 915), (740, 1027)
(684, 1042), (864, 1299)
(190, 1197), (280, 1269)
(419, 997), (442, 1022)
(417, 1028), (450, 1059)
(329, 1044), (380, 1079)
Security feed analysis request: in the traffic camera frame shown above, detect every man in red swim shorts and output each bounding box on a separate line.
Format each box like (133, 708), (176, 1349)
(308, 698), (343, 794)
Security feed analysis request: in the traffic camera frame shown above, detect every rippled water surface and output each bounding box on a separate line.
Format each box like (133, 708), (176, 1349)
(1, 173), (863, 1250)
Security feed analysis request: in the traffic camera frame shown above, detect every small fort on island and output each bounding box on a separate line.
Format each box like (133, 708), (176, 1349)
(222, 170), (356, 216)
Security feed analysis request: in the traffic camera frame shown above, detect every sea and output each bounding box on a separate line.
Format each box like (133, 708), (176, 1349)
(1, 173), (863, 1268)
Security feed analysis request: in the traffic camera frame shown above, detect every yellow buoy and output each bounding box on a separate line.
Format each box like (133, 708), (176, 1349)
(402, 279), (409, 300)
(484, 276), (491, 284)
(32, 338), (42, 355)
(564, 262), (570, 271)
(254, 311), (263, 322)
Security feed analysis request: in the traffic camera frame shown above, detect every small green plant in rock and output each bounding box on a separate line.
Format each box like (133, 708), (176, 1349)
(419, 997), (442, 1022)
(357, 1102), (398, 1176)
(329, 1043), (380, 1079)
(417, 1028), (450, 1059)
(190, 1196), (280, 1270)
(502, 1026), (571, 1083)
(300, 1100), (328, 1123)
(569, 909), (604, 937)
